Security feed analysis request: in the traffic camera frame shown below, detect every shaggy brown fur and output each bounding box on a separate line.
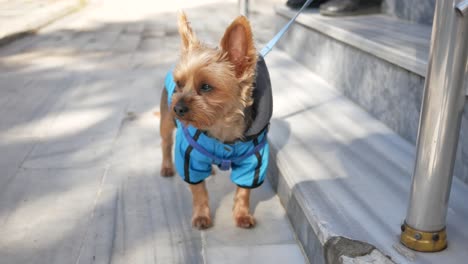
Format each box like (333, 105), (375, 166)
(160, 12), (258, 229)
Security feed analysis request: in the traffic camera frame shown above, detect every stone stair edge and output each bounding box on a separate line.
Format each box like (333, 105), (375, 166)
(274, 5), (430, 77)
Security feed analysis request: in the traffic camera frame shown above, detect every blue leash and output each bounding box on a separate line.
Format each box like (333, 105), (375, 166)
(260, 0), (315, 57)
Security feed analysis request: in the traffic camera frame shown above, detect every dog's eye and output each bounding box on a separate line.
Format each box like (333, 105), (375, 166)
(200, 84), (213, 92)
(174, 81), (183, 92)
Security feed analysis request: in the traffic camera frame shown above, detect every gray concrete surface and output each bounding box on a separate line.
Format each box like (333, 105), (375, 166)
(276, 6), (431, 77)
(275, 7), (468, 186)
(383, 0), (435, 25)
(0, 0), (84, 43)
(266, 49), (468, 264)
(0, 0), (307, 263)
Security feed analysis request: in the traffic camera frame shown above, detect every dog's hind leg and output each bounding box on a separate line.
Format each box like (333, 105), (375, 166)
(160, 88), (176, 177)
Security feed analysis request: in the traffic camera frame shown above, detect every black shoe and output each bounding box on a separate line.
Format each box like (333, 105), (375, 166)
(319, 0), (381, 16)
(286, 0), (328, 9)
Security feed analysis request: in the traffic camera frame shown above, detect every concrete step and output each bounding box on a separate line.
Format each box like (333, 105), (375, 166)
(265, 49), (468, 264)
(382, 0), (435, 25)
(274, 6), (468, 185)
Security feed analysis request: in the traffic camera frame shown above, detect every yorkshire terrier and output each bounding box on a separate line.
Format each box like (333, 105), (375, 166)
(159, 12), (272, 229)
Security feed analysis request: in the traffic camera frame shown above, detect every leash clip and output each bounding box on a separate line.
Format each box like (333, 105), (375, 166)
(219, 160), (232, 171)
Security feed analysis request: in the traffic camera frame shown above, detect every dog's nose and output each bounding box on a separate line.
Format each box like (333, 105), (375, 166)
(174, 101), (189, 117)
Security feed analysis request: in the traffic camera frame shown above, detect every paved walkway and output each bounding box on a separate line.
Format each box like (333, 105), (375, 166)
(0, 0), (306, 263)
(0, 0), (83, 42)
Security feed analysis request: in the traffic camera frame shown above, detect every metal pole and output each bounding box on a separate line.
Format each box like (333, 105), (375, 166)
(239, 0), (249, 17)
(400, 0), (468, 252)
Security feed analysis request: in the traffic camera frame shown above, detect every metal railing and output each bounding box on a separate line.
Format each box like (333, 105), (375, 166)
(401, 0), (468, 252)
(239, 0), (249, 17)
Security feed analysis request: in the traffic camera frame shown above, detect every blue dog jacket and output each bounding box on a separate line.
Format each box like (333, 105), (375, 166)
(164, 56), (272, 188)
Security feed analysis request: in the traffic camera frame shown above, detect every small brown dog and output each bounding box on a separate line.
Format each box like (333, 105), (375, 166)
(160, 12), (272, 229)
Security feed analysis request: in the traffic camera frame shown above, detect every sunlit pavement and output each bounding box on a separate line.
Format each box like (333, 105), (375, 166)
(0, 0), (83, 42)
(0, 0), (307, 263)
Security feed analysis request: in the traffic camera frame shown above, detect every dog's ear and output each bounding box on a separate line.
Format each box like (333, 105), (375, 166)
(178, 11), (198, 51)
(220, 16), (256, 77)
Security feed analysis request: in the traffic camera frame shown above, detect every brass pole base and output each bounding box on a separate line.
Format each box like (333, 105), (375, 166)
(400, 222), (447, 252)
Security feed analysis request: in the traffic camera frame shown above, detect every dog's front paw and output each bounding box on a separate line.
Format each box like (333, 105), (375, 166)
(160, 166), (175, 177)
(234, 213), (256, 228)
(192, 215), (212, 230)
